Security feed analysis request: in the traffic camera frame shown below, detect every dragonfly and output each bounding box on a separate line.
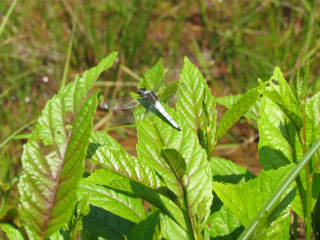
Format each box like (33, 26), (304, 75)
(100, 86), (181, 131)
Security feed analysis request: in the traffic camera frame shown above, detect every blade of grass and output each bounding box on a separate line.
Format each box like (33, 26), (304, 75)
(61, 14), (76, 88)
(0, 0), (18, 37)
(0, 119), (37, 149)
(239, 137), (320, 240)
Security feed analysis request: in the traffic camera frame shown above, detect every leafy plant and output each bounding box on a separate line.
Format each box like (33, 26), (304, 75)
(2, 52), (320, 240)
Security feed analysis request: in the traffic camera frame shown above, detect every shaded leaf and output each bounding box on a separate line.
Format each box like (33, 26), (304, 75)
(127, 211), (160, 240)
(161, 148), (186, 180)
(81, 205), (133, 240)
(212, 165), (294, 239)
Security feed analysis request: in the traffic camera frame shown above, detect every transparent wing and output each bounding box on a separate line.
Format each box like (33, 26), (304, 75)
(100, 97), (138, 110)
(156, 69), (180, 100)
(110, 109), (135, 125)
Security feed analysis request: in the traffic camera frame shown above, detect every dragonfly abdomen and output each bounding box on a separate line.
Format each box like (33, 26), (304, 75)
(154, 101), (181, 131)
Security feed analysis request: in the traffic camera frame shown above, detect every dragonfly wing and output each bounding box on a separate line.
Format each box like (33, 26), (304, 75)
(134, 104), (148, 122)
(100, 97), (137, 110)
(111, 109), (135, 125)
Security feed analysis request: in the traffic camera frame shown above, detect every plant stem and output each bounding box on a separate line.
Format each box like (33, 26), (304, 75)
(238, 137), (320, 240)
(302, 102), (312, 240)
(182, 185), (197, 240)
(0, 0), (18, 37)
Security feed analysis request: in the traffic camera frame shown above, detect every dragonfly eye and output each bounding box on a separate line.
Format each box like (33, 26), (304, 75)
(138, 88), (146, 95)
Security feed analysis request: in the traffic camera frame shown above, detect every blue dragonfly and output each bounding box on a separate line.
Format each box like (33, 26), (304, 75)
(100, 76), (181, 131)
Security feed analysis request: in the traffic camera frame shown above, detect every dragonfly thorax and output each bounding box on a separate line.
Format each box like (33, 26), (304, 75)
(138, 88), (158, 102)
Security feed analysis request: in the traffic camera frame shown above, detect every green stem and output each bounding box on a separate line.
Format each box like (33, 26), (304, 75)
(61, 14), (76, 88)
(302, 103), (312, 240)
(238, 137), (320, 240)
(0, 0), (18, 37)
(0, 119), (37, 149)
(305, 169), (312, 240)
(182, 185), (197, 240)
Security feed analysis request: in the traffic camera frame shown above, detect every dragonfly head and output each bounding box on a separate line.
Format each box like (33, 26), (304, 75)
(137, 88), (146, 96)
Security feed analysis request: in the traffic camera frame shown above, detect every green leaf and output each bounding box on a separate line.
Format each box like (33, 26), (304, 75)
(306, 92), (320, 133)
(259, 93), (320, 218)
(74, 195), (90, 231)
(217, 94), (260, 121)
(215, 86), (261, 144)
(263, 67), (303, 132)
(160, 148), (186, 180)
(216, 95), (241, 108)
(176, 57), (207, 131)
(37, 52), (117, 145)
(0, 223), (24, 240)
(258, 97), (301, 170)
(136, 106), (212, 235)
(126, 211), (160, 240)
(206, 205), (243, 239)
(160, 80), (179, 102)
(210, 157), (255, 184)
(86, 131), (185, 228)
(81, 205), (134, 240)
(201, 86), (217, 155)
(88, 144), (163, 190)
(85, 152), (185, 230)
(176, 57), (217, 154)
(161, 215), (188, 240)
(139, 58), (165, 91)
(77, 182), (146, 223)
(213, 165), (294, 239)
(18, 93), (98, 239)
(62, 52), (118, 114)
(239, 137), (320, 239)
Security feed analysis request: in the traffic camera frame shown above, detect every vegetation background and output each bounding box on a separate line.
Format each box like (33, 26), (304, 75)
(0, 0), (320, 238)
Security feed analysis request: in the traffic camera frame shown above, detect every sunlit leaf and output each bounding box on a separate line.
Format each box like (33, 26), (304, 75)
(212, 165), (294, 239)
(0, 223), (24, 240)
(215, 86), (262, 144)
(263, 67), (303, 132)
(136, 105), (212, 235)
(18, 93), (98, 238)
(206, 205), (243, 239)
(176, 57), (206, 131)
(210, 157), (255, 184)
(176, 57), (216, 154)
(139, 58), (165, 91)
(78, 182), (146, 223)
(62, 51), (118, 114)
